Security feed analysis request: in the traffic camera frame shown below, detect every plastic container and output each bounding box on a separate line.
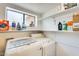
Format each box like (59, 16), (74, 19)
(58, 22), (62, 30)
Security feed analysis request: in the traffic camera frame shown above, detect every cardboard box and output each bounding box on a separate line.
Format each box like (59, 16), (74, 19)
(73, 14), (79, 31)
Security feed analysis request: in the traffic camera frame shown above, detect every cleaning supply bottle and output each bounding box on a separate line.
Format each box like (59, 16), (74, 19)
(11, 21), (16, 30)
(16, 22), (21, 30)
(58, 22), (62, 30)
(67, 21), (73, 31)
(63, 21), (67, 31)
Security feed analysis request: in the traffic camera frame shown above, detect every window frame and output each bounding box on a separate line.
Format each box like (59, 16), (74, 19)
(5, 7), (37, 28)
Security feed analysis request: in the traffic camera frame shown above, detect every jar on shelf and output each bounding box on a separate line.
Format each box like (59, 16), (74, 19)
(67, 21), (73, 31)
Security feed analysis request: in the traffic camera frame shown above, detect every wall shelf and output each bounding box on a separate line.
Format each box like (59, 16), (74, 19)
(52, 6), (79, 17)
(0, 29), (79, 33)
(0, 27), (42, 33)
(41, 6), (79, 20)
(42, 30), (79, 33)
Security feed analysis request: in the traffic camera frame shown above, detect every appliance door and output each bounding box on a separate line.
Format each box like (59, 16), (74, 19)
(43, 40), (55, 56)
(5, 42), (42, 56)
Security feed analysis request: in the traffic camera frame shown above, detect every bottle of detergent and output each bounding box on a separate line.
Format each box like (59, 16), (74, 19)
(63, 21), (67, 31)
(58, 22), (62, 30)
(11, 21), (16, 30)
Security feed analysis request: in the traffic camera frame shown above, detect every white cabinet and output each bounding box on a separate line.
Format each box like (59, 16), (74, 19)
(56, 42), (79, 56)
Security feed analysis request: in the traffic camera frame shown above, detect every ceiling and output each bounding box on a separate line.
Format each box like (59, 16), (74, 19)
(13, 3), (60, 15)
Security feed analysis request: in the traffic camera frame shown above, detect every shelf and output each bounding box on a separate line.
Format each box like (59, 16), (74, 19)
(26, 27), (42, 31)
(0, 30), (41, 33)
(41, 6), (79, 20)
(41, 30), (79, 33)
(0, 29), (79, 33)
(0, 27), (42, 33)
(0, 30), (27, 33)
(53, 6), (79, 18)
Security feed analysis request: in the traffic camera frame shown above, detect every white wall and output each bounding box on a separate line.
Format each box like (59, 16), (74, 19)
(41, 17), (57, 31)
(41, 4), (61, 19)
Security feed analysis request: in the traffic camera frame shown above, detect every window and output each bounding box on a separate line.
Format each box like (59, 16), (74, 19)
(6, 10), (23, 27)
(25, 15), (35, 27)
(6, 7), (37, 31)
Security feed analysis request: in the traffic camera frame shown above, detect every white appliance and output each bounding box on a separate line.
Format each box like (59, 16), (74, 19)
(5, 37), (42, 56)
(5, 37), (55, 56)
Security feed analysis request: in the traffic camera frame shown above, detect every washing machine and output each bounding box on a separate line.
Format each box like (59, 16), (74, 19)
(4, 37), (42, 56)
(5, 37), (55, 56)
